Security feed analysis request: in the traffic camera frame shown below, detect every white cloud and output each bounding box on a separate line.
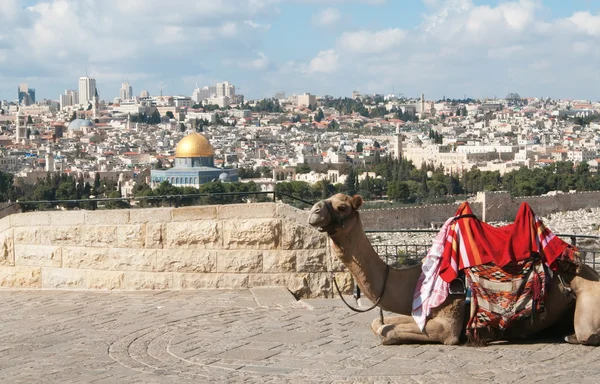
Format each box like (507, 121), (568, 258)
(338, 29), (406, 53)
(312, 8), (341, 27)
(566, 12), (600, 37)
(242, 52), (271, 70)
(307, 50), (339, 73)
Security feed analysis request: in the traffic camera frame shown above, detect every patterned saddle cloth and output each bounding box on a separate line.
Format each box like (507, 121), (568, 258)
(465, 256), (546, 338)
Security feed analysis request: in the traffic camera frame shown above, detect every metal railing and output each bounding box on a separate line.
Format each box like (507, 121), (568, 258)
(15, 191), (315, 211)
(366, 229), (600, 270)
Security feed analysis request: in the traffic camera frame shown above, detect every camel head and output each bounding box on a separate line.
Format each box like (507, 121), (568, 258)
(308, 193), (363, 234)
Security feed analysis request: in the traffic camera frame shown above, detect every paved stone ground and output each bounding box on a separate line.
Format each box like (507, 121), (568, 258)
(1, 289), (600, 384)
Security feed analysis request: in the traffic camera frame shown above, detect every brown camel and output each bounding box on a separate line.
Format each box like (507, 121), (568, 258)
(308, 193), (574, 345)
(556, 258), (600, 346)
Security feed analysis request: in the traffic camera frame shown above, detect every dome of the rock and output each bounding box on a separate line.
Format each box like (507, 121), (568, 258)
(175, 132), (214, 158)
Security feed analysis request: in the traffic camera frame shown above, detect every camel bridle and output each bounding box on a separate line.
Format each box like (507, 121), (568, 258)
(319, 199), (355, 233)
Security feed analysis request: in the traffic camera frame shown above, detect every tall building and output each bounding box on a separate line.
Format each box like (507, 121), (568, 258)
(15, 108), (27, 142)
(18, 83), (35, 106)
(119, 81), (132, 101)
(216, 81), (235, 98)
(394, 123), (403, 160)
(59, 89), (79, 109)
(192, 86), (217, 103)
(78, 76), (97, 105)
(140, 89), (150, 98)
(297, 93), (316, 108)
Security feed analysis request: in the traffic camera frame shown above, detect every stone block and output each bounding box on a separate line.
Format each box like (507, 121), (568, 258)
(48, 211), (85, 226)
(217, 250), (262, 273)
(248, 273), (293, 288)
(171, 206), (217, 221)
(262, 251), (296, 273)
(39, 226), (81, 246)
(276, 203), (310, 224)
(165, 221), (221, 249)
(172, 273), (249, 289)
(145, 223), (164, 249)
(117, 224), (146, 248)
(84, 210), (130, 225)
(129, 208), (172, 223)
(10, 212), (50, 227)
(282, 222), (327, 250)
(306, 272), (333, 298)
(0, 216), (11, 233)
(295, 249), (327, 272)
(15, 244), (62, 267)
(86, 270), (126, 290)
(222, 219), (280, 250)
(41, 267), (86, 289)
(82, 226), (117, 247)
(13, 227), (39, 245)
(155, 249), (216, 273)
(62, 247), (155, 271)
(0, 229), (14, 266)
(218, 203), (276, 219)
(122, 271), (173, 290)
(0, 266), (41, 288)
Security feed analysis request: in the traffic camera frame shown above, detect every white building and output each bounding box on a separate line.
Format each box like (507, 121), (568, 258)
(206, 96), (230, 109)
(297, 93), (316, 108)
(192, 86), (217, 103)
(216, 81), (235, 98)
(174, 96), (193, 108)
(78, 76), (97, 105)
(119, 81), (132, 101)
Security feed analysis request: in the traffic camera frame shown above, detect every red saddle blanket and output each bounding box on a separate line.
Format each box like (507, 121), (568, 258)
(439, 201), (574, 283)
(466, 257), (546, 336)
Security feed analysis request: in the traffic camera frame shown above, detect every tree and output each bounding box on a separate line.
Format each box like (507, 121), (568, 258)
(27, 115), (33, 124)
(356, 142), (364, 153)
(343, 168), (357, 196)
(179, 123), (186, 132)
(148, 110), (161, 125)
(315, 108), (325, 123)
(154, 159), (163, 170)
(166, 111), (175, 120)
(26, 128), (31, 138)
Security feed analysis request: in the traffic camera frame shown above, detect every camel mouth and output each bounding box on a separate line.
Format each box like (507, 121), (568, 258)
(308, 202), (330, 229)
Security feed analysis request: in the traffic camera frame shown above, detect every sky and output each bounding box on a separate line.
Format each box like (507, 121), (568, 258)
(0, 0), (599, 102)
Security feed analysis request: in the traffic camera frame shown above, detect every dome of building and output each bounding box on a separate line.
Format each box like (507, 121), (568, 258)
(219, 172), (229, 181)
(175, 132), (214, 158)
(68, 119), (94, 131)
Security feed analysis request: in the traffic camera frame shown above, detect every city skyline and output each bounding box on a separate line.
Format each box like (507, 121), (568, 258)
(0, 0), (599, 101)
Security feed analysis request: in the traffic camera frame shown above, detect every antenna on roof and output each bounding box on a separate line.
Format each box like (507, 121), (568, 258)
(160, 78), (163, 97)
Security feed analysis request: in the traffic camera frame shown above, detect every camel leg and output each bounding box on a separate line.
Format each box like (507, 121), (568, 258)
(371, 315), (460, 345)
(565, 334), (580, 344)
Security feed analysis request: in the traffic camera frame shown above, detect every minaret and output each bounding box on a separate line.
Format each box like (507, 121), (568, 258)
(394, 123), (403, 160)
(126, 113), (131, 131)
(45, 150), (54, 172)
(421, 93), (425, 114)
(15, 107), (26, 142)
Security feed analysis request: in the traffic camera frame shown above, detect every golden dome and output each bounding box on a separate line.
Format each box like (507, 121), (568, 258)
(175, 133), (214, 158)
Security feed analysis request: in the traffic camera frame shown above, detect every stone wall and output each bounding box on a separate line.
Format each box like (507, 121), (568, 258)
(361, 202), (483, 230)
(360, 190), (600, 230)
(0, 203), (351, 298)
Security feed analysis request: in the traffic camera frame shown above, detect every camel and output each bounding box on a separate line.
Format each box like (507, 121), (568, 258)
(308, 193), (574, 345)
(556, 258), (600, 346)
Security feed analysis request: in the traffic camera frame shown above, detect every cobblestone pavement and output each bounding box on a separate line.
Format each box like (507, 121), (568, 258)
(1, 289), (600, 384)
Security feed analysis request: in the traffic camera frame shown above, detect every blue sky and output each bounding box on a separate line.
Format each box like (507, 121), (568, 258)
(0, 0), (599, 101)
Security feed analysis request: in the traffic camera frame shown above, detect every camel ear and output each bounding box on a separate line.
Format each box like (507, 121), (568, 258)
(351, 195), (363, 210)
